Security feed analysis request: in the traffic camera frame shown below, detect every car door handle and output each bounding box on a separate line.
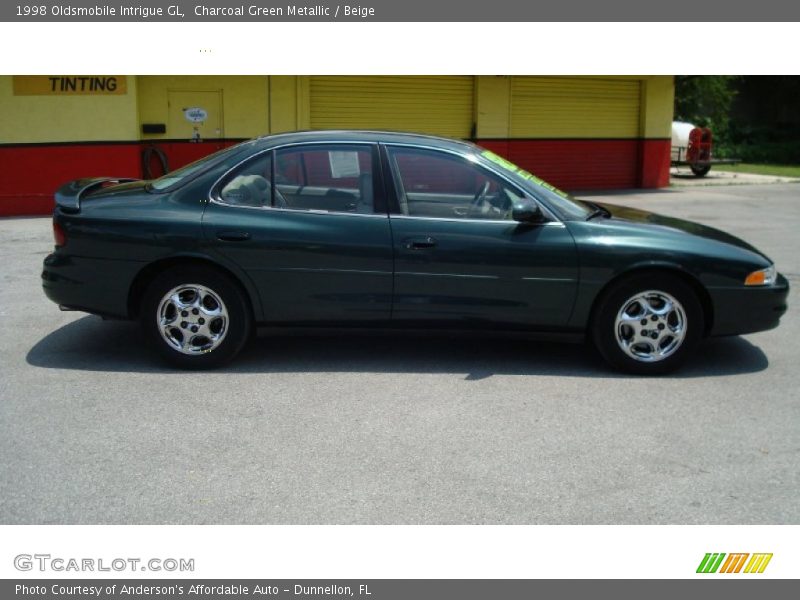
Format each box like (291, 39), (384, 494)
(216, 231), (251, 242)
(404, 236), (437, 250)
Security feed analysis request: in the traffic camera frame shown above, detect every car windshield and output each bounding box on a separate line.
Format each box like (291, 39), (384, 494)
(478, 149), (591, 219)
(147, 143), (252, 191)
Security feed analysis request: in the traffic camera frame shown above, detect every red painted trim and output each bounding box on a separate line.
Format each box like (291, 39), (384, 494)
(639, 139), (672, 188)
(1, 138), (672, 217)
(477, 137), (671, 142)
(0, 143), (140, 217)
(0, 138), (248, 149)
(0, 140), (240, 217)
(0, 194), (56, 217)
(477, 139), (671, 191)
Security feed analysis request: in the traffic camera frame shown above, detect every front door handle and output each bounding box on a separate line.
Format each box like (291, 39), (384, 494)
(404, 236), (437, 250)
(216, 231), (251, 242)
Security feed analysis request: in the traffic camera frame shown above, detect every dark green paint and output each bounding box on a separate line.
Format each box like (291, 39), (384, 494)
(203, 200), (394, 323)
(389, 218), (578, 327)
(42, 131), (789, 339)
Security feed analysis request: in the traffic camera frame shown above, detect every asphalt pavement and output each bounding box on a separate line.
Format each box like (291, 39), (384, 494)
(0, 183), (798, 524)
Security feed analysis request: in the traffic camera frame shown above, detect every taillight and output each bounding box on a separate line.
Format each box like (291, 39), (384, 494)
(53, 220), (67, 247)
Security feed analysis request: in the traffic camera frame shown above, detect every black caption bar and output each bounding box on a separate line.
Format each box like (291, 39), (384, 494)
(3, 580), (799, 600)
(3, 0), (800, 21)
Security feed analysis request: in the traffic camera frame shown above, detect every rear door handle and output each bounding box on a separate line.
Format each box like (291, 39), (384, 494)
(216, 231), (251, 242)
(404, 236), (437, 250)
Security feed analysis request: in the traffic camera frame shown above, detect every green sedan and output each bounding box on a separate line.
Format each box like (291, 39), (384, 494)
(42, 131), (789, 373)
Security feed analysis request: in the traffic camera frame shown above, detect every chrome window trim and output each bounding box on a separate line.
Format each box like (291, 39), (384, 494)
(206, 138), (562, 223)
(206, 198), (389, 219)
(388, 214), (565, 227)
(207, 141), (386, 219)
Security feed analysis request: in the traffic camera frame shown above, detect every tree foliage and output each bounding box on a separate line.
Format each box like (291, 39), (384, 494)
(675, 76), (800, 162)
(674, 76), (741, 139)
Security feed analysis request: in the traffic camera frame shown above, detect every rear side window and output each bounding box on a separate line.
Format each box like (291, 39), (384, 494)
(149, 142), (251, 191)
(274, 144), (375, 214)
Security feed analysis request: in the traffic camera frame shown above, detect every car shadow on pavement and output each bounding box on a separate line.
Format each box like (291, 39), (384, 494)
(669, 171), (710, 179)
(26, 315), (769, 379)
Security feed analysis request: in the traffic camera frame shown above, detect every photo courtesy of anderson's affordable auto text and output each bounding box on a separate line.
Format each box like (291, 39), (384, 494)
(0, 1), (799, 597)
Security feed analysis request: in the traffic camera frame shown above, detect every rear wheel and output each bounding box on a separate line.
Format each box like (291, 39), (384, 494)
(691, 164), (711, 177)
(140, 265), (252, 369)
(592, 273), (704, 374)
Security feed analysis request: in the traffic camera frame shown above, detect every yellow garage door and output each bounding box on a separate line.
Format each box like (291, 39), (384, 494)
(309, 76), (474, 138)
(510, 77), (641, 138)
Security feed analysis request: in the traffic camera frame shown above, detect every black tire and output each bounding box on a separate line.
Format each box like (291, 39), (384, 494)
(591, 273), (704, 375)
(140, 265), (252, 369)
(691, 164), (711, 177)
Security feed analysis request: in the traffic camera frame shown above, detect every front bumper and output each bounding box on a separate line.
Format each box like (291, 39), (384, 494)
(708, 273), (790, 336)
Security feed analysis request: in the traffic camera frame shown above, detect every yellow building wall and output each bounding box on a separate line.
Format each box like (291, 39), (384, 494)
(640, 76), (675, 139)
(475, 75), (674, 139)
(0, 74), (677, 217)
(268, 76), (310, 133)
(509, 76), (642, 138)
(0, 75), (139, 143)
(306, 76), (474, 138)
(1, 75), (674, 145)
(137, 75), (269, 140)
(475, 76), (510, 139)
(276, 75), (674, 140)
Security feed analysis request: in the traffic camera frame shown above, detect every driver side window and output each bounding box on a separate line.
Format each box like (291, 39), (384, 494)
(217, 152), (273, 208)
(387, 146), (523, 220)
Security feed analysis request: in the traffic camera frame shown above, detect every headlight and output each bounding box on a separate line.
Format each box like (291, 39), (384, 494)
(744, 265), (777, 286)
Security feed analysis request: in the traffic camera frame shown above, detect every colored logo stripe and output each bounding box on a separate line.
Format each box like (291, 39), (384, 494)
(697, 553), (726, 573)
(719, 553), (749, 573)
(697, 553), (773, 574)
(744, 553), (773, 573)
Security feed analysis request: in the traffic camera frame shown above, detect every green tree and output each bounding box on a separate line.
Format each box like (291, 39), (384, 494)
(674, 76), (741, 140)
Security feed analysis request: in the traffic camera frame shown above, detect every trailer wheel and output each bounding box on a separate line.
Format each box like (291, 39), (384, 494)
(691, 165), (711, 177)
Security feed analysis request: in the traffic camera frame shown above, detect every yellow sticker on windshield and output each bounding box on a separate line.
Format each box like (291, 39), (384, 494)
(481, 150), (569, 198)
(481, 150), (518, 172)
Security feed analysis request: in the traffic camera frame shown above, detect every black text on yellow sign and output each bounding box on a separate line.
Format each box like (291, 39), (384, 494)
(12, 76), (128, 95)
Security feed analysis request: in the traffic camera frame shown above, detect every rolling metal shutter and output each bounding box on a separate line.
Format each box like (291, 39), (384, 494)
(506, 77), (642, 189)
(510, 77), (641, 139)
(309, 76), (474, 138)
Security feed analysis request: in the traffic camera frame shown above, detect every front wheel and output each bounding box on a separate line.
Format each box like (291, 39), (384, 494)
(691, 164), (711, 177)
(140, 265), (252, 369)
(592, 274), (704, 375)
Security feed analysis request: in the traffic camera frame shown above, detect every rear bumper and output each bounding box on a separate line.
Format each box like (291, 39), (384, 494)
(42, 252), (139, 319)
(708, 273), (790, 336)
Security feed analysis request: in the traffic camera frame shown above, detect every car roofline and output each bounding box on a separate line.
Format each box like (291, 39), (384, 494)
(249, 129), (478, 151)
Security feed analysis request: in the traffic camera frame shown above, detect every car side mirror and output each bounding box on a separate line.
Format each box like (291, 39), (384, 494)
(512, 198), (543, 223)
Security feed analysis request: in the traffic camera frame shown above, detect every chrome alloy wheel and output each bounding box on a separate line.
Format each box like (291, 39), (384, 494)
(614, 290), (687, 363)
(157, 284), (228, 355)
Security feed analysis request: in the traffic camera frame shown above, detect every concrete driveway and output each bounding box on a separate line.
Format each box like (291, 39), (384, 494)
(0, 184), (797, 524)
(670, 166), (800, 186)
